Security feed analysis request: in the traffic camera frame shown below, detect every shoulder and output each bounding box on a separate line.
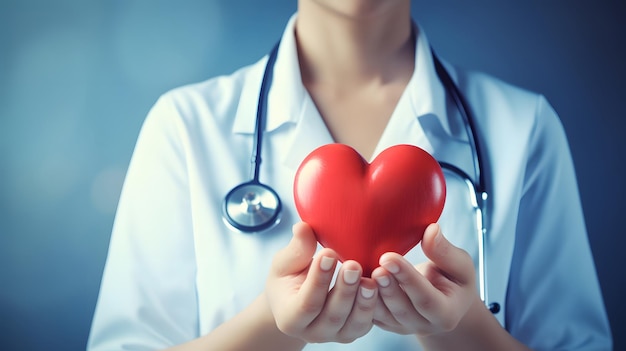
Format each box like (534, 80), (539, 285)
(453, 67), (540, 122)
(145, 56), (267, 129)
(448, 64), (564, 148)
(445, 64), (573, 205)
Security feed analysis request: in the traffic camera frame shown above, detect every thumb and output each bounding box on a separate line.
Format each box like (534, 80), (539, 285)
(420, 223), (475, 285)
(271, 221), (318, 277)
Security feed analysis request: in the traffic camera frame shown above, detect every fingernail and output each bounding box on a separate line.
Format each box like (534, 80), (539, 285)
(360, 287), (375, 299)
(343, 269), (360, 285)
(320, 256), (335, 271)
(382, 261), (400, 274)
(375, 275), (390, 287)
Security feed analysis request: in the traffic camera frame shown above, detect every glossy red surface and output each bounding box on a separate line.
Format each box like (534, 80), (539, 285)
(294, 144), (446, 276)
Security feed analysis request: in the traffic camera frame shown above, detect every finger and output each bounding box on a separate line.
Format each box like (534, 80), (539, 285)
(293, 248), (339, 329)
(371, 264), (427, 330)
(307, 261), (377, 343)
(421, 223), (475, 285)
(272, 222), (318, 277)
(337, 277), (378, 343)
(307, 261), (362, 336)
(371, 267), (403, 331)
(378, 252), (446, 326)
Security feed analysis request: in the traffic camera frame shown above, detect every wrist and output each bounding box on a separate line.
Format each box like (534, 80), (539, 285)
(254, 292), (308, 350)
(186, 293), (306, 351)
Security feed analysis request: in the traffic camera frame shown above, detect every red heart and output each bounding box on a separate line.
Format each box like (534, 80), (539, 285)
(293, 144), (446, 276)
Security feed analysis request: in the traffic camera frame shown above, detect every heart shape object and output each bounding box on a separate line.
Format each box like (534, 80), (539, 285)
(293, 144), (446, 276)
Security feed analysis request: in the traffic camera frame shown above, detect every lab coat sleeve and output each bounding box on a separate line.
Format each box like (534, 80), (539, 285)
(87, 94), (199, 350)
(505, 96), (612, 350)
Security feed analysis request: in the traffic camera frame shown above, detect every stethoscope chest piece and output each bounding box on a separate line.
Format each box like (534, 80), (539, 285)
(222, 181), (282, 233)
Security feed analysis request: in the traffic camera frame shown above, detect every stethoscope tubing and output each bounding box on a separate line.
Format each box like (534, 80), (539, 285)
(433, 55), (500, 314)
(221, 43), (283, 233)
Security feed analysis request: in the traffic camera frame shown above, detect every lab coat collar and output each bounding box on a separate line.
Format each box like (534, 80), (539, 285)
(409, 23), (450, 136)
(232, 14), (451, 147)
(369, 23), (451, 160)
(233, 15), (303, 134)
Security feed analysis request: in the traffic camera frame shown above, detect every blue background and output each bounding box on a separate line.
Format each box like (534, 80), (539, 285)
(1, 1), (624, 350)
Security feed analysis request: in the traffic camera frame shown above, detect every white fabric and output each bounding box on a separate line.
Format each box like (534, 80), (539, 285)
(88, 15), (612, 351)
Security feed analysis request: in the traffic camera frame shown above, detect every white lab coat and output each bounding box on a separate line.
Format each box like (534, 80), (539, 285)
(88, 15), (612, 350)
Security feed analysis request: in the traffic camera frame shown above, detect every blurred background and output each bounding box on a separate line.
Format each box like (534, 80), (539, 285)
(0, 0), (624, 350)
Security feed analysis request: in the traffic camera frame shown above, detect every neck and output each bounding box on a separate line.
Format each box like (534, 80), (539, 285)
(295, 0), (414, 89)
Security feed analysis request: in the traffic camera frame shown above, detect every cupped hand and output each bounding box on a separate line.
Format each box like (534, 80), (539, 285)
(371, 223), (477, 337)
(265, 222), (379, 344)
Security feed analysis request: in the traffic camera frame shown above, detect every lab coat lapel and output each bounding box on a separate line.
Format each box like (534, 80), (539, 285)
(370, 91), (433, 160)
(232, 14), (334, 171)
(233, 15), (301, 135)
(281, 95), (335, 169)
(370, 26), (447, 160)
(373, 27), (475, 178)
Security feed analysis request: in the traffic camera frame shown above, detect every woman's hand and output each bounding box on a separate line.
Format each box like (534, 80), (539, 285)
(371, 223), (477, 337)
(265, 222), (379, 344)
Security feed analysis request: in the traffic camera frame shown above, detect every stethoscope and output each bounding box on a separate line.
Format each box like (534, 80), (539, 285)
(222, 42), (501, 314)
